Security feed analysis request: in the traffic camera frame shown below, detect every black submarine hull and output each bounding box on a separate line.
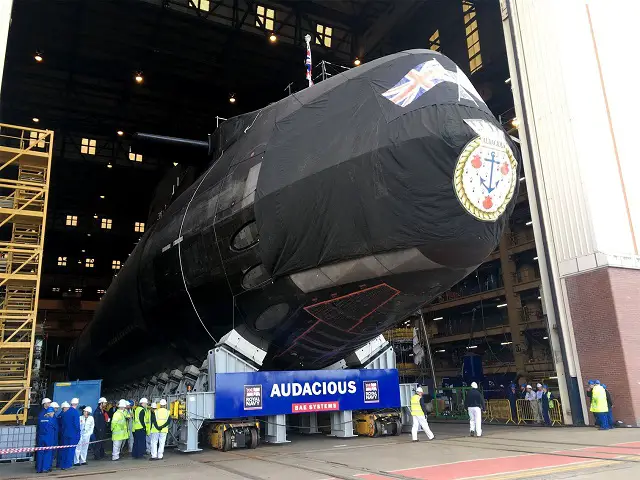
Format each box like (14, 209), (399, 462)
(69, 50), (520, 386)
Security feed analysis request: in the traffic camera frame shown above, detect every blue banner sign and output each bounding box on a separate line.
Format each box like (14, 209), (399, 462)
(214, 369), (400, 418)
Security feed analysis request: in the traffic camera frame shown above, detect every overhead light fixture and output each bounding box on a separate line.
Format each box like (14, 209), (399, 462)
(526, 221), (533, 226)
(533, 256), (538, 261)
(107, 163), (113, 169)
(34, 53), (43, 62)
(543, 336), (549, 340)
(501, 341), (513, 345)
(433, 317), (443, 321)
(511, 118), (520, 128)
(229, 94), (236, 104)
(117, 130), (124, 136)
(497, 303), (508, 308)
(519, 177), (525, 182)
(537, 296), (541, 299)
(87, 233), (91, 237)
(269, 32), (277, 43)
(436, 349), (446, 353)
(81, 249), (85, 253)
(354, 58), (361, 66)
(32, 117), (40, 123)
(173, 162), (178, 166)
(93, 214), (98, 219)
(134, 72), (144, 84)
(99, 195), (105, 199)
(505, 78), (511, 84)
(466, 345), (478, 349)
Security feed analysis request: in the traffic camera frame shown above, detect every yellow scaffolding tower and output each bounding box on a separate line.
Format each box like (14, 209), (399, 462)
(0, 123), (53, 424)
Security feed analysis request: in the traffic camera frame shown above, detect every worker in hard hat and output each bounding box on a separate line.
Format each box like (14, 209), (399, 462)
(125, 400), (134, 456)
(588, 380), (609, 430)
(149, 399), (171, 460)
(35, 398), (52, 472)
(36, 406), (56, 473)
(602, 384), (614, 429)
(131, 398), (149, 459)
(70, 398), (82, 450)
(51, 402), (60, 415)
(74, 407), (95, 466)
(59, 400), (79, 470)
(55, 402), (70, 469)
(111, 399), (130, 461)
(147, 402), (156, 455)
(93, 397), (109, 460)
(464, 382), (485, 437)
(410, 387), (435, 442)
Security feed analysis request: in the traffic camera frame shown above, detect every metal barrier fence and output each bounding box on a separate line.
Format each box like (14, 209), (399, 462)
(484, 399), (515, 424)
(516, 399), (563, 425)
(550, 400), (563, 426)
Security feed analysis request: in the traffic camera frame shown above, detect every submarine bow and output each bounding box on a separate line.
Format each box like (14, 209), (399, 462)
(69, 49), (520, 385)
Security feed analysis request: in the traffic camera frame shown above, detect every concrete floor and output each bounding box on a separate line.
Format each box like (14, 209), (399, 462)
(2, 423), (639, 479)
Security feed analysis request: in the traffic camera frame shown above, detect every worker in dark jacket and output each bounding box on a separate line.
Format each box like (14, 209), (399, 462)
(93, 397), (109, 460)
(507, 384), (518, 422)
(464, 382), (485, 437)
(602, 384), (614, 429)
(540, 385), (552, 426)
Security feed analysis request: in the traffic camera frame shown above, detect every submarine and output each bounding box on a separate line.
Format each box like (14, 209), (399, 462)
(69, 49), (520, 386)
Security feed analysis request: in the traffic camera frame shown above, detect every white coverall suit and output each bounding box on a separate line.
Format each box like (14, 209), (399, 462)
(75, 415), (95, 465)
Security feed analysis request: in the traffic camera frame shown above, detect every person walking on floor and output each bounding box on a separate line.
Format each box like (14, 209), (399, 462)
(465, 382), (485, 437)
(111, 399), (130, 461)
(93, 397), (109, 460)
(132, 398), (149, 459)
(150, 399), (171, 460)
(602, 384), (614, 429)
(75, 407), (95, 466)
(36, 406), (56, 473)
(410, 387), (435, 442)
(588, 380), (610, 430)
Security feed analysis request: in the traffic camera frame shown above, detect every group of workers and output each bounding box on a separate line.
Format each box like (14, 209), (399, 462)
(587, 380), (614, 430)
(35, 396), (171, 474)
(521, 383), (554, 426)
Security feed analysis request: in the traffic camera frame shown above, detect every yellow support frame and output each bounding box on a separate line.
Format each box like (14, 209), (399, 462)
(0, 123), (53, 424)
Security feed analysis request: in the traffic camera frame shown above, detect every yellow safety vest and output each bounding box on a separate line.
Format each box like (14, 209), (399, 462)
(410, 394), (424, 416)
(132, 406), (146, 432)
(144, 408), (151, 434)
(590, 385), (608, 413)
(111, 410), (130, 441)
(151, 407), (170, 433)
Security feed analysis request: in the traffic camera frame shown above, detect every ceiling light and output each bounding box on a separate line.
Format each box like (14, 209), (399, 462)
(497, 303), (508, 308)
(34, 52), (43, 62)
(543, 336), (549, 340)
(501, 341), (513, 345)
(520, 177), (525, 182)
(107, 163), (113, 169)
(173, 162), (178, 166)
(87, 233), (91, 237)
(269, 32), (277, 43)
(134, 72), (143, 84)
(99, 195), (105, 199)
(93, 214), (98, 219)
(433, 317), (443, 321)
(32, 117), (40, 123)
(505, 78), (511, 84)
(78, 260), (81, 264)
(229, 94), (236, 104)
(436, 349), (446, 353)
(117, 130), (124, 136)
(537, 296), (541, 299)
(354, 58), (361, 66)
(466, 345), (478, 349)
(533, 256), (538, 261)
(526, 221), (533, 226)
(511, 118), (520, 128)
(81, 249), (85, 253)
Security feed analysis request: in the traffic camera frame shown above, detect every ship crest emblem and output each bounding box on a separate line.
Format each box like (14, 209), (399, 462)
(454, 120), (518, 222)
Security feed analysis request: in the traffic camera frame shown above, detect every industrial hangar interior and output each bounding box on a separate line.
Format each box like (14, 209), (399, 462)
(1, 0), (545, 405)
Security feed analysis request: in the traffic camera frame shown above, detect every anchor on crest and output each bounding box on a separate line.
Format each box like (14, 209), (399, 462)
(480, 151), (501, 194)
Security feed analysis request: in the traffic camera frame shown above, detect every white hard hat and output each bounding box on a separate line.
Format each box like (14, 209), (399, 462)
(71, 398), (79, 405)
(51, 402), (59, 408)
(42, 397), (52, 404)
(150, 402), (157, 409)
(139, 398), (148, 405)
(61, 401), (70, 408)
(536, 383), (542, 388)
(118, 399), (128, 408)
(471, 382), (478, 389)
(416, 387), (423, 393)
(526, 385), (532, 389)
(159, 399), (167, 406)
(98, 397), (107, 404)
(84, 406), (92, 413)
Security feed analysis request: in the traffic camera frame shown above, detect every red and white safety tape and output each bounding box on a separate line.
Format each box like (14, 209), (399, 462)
(0, 438), (109, 455)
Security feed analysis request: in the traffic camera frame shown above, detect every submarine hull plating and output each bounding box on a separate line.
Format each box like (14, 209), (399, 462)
(69, 50), (520, 385)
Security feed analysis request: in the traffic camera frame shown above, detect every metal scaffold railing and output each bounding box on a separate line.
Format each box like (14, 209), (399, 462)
(0, 123), (53, 424)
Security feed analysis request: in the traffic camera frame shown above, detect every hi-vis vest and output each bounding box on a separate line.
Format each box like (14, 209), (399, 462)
(410, 394), (424, 416)
(144, 408), (151, 434)
(132, 406), (146, 432)
(151, 408), (169, 433)
(590, 385), (608, 413)
(111, 410), (130, 441)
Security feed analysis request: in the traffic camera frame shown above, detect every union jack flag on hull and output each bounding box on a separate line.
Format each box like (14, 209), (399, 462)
(305, 35), (313, 87)
(382, 59), (450, 107)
